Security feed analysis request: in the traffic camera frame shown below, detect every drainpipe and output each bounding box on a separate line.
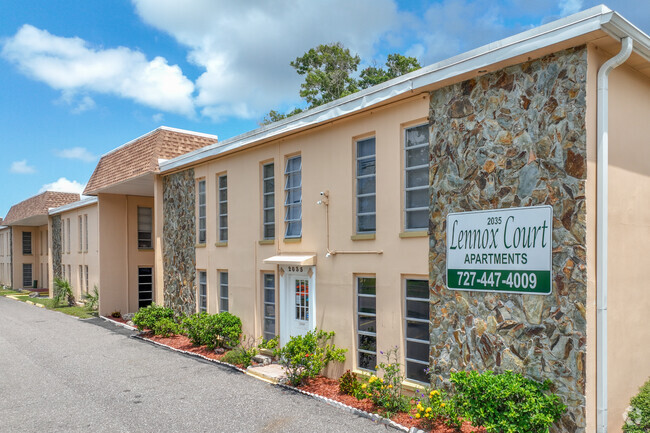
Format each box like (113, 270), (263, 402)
(597, 36), (632, 433)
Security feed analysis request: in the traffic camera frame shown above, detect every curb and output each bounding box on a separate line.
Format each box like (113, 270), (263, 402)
(100, 316), (138, 331)
(134, 334), (412, 432)
(275, 382), (410, 432)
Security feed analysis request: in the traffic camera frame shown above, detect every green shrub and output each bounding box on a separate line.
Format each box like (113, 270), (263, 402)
(182, 312), (242, 350)
(359, 347), (410, 416)
(222, 335), (258, 367)
(82, 286), (99, 310)
(414, 388), (461, 430)
(623, 377), (650, 432)
(339, 370), (360, 395)
(52, 278), (75, 307)
(450, 370), (566, 433)
(259, 335), (279, 350)
(152, 317), (181, 337)
(132, 304), (174, 331)
(274, 329), (346, 386)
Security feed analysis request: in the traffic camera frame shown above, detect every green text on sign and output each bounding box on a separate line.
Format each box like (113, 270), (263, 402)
(447, 269), (551, 294)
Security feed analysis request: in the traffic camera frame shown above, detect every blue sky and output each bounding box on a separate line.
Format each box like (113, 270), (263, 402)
(0, 0), (648, 218)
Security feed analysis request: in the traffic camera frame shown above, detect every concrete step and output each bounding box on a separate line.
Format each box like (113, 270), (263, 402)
(246, 363), (286, 384)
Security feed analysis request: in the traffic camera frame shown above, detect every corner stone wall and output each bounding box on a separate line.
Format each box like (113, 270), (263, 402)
(428, 47), (587, 432)
(162, 169), (196, 315)
(51, 215), (62, 279)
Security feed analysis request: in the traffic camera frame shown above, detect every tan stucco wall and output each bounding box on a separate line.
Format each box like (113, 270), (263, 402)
(159, 95), (430, 375)
(585, 44), (650, 433)
(10, 225), (47, 289)
(55, 203), (99, 301)
(0, 227), (11, 286)
(98, 193), (154, 316)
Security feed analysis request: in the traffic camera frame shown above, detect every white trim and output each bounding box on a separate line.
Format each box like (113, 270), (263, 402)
(159, 6), (650, 173)
(263, 254), (316, 266)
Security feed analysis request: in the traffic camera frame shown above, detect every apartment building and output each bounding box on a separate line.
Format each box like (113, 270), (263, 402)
(2, 191), (79, 290)
(82, 126), (219, 316)
(0, 224), (11, 286)
(151, 7), (649, 432)
(48, 197), (99, 301)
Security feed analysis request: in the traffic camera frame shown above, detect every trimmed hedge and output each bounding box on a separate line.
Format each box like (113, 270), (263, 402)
(182, 312), (242, 349)
(132, 305), (175, 331)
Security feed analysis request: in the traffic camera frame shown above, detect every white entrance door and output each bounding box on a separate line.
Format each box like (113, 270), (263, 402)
(280, 266), (315, 345)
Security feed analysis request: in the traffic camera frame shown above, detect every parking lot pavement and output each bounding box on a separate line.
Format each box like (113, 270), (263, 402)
(0, 297), (396, 433)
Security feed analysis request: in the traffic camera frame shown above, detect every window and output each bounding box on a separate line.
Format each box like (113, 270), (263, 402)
(198, 271), (207, 312)
(22, 231), (31, 255)
(197, 180), (206, 244)
(357, 277), (377, 370)
(61, 265), (65, 281)
(138, 207), (153, 249)
(284, 156), (302, 238)
(405, 279), (430, 382)
(45, 230), (48, 255)
(263, 273), (276, 340)
(356, 137), (376, 233)
(219, 271), (228, 312)
(22, 264), (32, 288)
(79, 265), (84, 293)
(218, 175), (228, 243)
(85, 265), (88, 293)
(84, 214), (88, 251)
(138, 267), (153, 308)
(262, 163), (275, 240)
(66, 219), (71, 253)
(78, 216), (83, 251)
(67, 265), (71, 283)
(404, 124), (430, 230)
(61, 223), (65, 254)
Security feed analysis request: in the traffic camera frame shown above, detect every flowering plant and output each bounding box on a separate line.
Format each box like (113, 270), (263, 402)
(413, 388), (460, 429)
(359, 347), (410, 416)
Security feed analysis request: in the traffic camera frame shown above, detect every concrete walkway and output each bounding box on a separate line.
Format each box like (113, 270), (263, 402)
(0, 297), (394, 433)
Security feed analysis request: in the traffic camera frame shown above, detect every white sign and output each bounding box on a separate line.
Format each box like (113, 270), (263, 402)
(446, 205), (553, 295)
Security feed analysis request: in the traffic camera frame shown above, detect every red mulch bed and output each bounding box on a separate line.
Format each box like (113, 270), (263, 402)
(298, 376), (485, 433)
(140, 333), (484, 432)
(104, 315), (128, 324)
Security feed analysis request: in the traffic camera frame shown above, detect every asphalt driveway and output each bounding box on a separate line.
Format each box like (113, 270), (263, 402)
(0, 297), (395, 433)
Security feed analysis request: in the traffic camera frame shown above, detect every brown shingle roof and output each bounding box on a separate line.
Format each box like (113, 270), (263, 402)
(4, 191), (80, 225)
(84, 126), (217, 195)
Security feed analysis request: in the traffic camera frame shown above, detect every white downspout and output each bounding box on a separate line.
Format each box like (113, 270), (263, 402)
(597, 36), (632, 433)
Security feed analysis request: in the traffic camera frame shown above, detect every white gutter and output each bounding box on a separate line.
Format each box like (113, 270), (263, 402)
(596, 36), (633, 433)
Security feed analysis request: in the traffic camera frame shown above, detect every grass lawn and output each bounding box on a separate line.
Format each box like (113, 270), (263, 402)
(0, 288), (22, 296)
(3, 292), (98, 319)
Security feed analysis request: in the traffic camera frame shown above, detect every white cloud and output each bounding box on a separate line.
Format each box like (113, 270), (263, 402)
(559, 0), (583, 16)
(54, 147), (97, 162)
(2, 24), (195, 116)
(132, 0), (404, 119)
(152, 113), (164, 123)
(39, 177), (85, 194)
(10, 160), (36, 174)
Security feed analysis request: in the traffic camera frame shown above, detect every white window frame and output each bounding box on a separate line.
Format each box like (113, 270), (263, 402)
(197, 179), (207, 244)
(219, 271), (228, 312)
(263, 273), (276, 340)
(84, 214), (88, 252)
(404, 124), (430, 231)
(404, 278), (430, 383)
(198, 270), (207, 312)
(78, 216), (83, 251)
(284, 155), (302, 239)
(356, 137), (376, 233)
(218, 174), (228, 243)
(262, 162), (275, 240)
(356, 276), (377, 371)
(137, 207), (153, 249)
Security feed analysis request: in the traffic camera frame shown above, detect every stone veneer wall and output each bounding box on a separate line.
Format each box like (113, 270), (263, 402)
(162, 169), (196, 315)
(428, 47), (587, 432)
(51, 215), (62, 279)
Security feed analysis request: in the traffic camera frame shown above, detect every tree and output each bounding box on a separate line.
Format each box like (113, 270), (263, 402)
(290, 42), (361, 108)
(358, 54), (421, 89)
(260, 45), (421, 125)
